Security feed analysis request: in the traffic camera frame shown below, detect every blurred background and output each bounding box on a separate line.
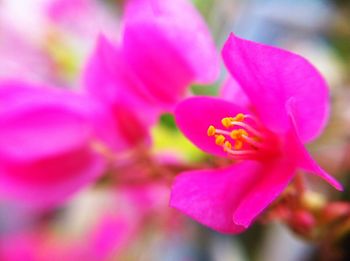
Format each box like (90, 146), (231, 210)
(0, 0), (349, 260)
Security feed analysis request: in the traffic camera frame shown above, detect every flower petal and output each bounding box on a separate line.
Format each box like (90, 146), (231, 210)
(170, 160), (295, 233)
(222, 34), (329, 142)
(232, 159), (296, 227)
(220, 76), (251, 109)
(0, 82), (110, 207)
(122, 0), (219, 105)
(0, 82), (108, 160)
(83, 35), (157, 106)
(0, 146), (105, 207)
(175, 96), (248, 157)
(170, 162), (258, 233)
(83, 35), (158, 150)
(286, 102), (343, 190)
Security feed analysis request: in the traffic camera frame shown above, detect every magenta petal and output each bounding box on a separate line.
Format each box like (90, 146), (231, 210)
(0, 149), (105, 207)
(0, 84), (82, 160)
(222, 34), (329, 142)
(171, 162), (259, 233)
(170, 160), (295, 233)
(83, 35), (158, 149)
(232, 160), (296, 227)
(0, 82), (109, 206)
(298, 150), (343, 191)
(87, 215), (135, 259)
(286, 105), (343, 191)
(220, 76), (251, 109)
(83, 35), (157, 106)
(175, 96), (248, 157)
(123, 0), (219, 105)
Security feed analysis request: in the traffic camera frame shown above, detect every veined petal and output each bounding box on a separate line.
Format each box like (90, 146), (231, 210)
(222, 34), (329, 142)
(175, 96), (248, 157)
(123, 0), (219, 105)
(170, 160), (295, 233)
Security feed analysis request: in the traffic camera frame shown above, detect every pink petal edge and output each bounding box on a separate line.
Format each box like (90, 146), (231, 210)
(286, 100), (343, 191)
(222, 33), (329, 143)
(171, 159), (296, 233)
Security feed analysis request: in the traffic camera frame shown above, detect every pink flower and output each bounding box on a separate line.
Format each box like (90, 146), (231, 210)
(83, 0), (219, 149)
(83, 35), (158, 150)
(170, 34), (342, 234)
(0, 81), (116, 207)
(122, 0), (219, 108)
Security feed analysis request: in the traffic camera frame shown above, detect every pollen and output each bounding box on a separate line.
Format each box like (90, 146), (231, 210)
(223, 141), (232, 151)
(230, 130), (239, 139)
(221, 113), (245, 128)
(238, 129), (248, 137)
(221, 117), (234, 128)
(234, 113), (245, 122)
(215, 135), (225, 145)
(230, 129), (248, 140)
(207, 125), (216, 136)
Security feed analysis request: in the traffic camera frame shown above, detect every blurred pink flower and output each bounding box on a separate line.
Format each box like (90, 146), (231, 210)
(121, 0), (219, 108)
(170, 34), (342, 234)
(0, 81), (116, 207)
(0, 183), (174, 261)
(83, 35), (158, 150)
(0, 215), (134, 261)
(84, 0), (219, 149)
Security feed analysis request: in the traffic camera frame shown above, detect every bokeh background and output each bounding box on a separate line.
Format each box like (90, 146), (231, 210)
(0, 0), (349, 260)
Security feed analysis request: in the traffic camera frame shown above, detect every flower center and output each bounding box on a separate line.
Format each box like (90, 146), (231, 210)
(207, 113), (274, 160)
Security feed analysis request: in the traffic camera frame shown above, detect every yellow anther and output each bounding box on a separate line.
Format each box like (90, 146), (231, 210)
(207, 125), (216, 136)
(223, 141), (232, 152)
(230, 130), (239, 140)
(215, 135), (225, 146)
(234, 140), (243, 150)
(233, 113), (245, 122)
(221, 117), (233, 128)
(230, 129), (248, 140)
(238, 129), (248, 137)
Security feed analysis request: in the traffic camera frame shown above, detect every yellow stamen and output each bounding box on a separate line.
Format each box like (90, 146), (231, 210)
(207, 113), (267, 159)
(238, 129), (248, 137)
(233, 113), (245, 122)
(215, 135), (225, 145)
(223, 141), (232, 151)
(221, 117), (234, 128)
(222, 114), (245, 128)
(230, 129), (248, 140)
(207, 125), (216, 136)
(230, 129), (239, 140)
